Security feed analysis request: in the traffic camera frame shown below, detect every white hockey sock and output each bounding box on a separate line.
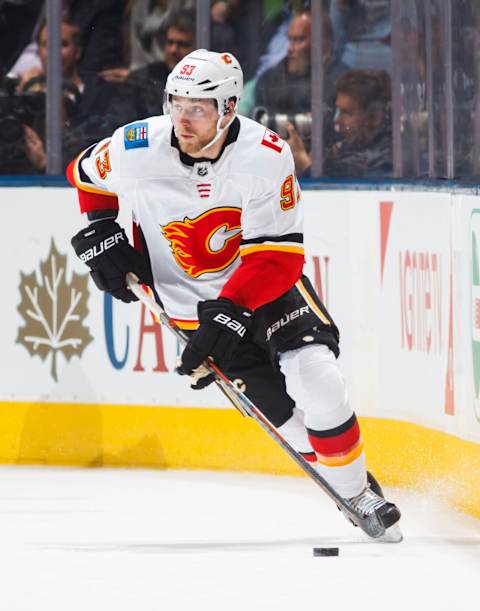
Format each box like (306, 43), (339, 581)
(279, 345), (367, 498)
(276, 408), (316, 463)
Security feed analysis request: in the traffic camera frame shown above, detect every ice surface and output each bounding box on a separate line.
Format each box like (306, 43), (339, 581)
(0, 466), (478, 611)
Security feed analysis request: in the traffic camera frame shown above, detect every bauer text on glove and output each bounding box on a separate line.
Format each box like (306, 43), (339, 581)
(179, 299), (253, 375)
(71, 219), (149, 302)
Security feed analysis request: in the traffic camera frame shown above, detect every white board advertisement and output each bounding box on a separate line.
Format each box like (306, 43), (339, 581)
(3, 186), (480, 444)
(376, 192), (454, 430)
(1, 187), (226, 408)
(450, 194), (480, 442)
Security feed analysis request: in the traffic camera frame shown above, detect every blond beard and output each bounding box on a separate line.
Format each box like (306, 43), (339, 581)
(177, 131), (217, 156)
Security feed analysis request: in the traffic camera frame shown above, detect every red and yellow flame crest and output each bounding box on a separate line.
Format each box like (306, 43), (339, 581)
(161, 207), (242, 278)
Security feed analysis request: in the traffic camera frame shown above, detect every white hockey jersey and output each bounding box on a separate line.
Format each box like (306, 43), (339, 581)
(72, 114), (304, 326)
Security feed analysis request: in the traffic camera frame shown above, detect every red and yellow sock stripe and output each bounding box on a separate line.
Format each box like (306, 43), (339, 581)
(307, 414), (363, 467)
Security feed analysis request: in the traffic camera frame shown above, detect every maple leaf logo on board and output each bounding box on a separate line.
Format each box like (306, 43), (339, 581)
(16, 239), (93, 381)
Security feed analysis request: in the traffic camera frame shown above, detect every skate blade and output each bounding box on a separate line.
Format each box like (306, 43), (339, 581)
(376, 523), (403, 543)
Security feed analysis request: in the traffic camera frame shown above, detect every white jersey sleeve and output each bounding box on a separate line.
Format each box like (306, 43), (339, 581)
(75, 128), (124, 197)
(235, 122), (303, 259)
(70, 120), (157, 228)
(218, 120), (304, 309)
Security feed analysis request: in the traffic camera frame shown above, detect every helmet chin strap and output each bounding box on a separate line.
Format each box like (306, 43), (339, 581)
(199, 112), (236, 153)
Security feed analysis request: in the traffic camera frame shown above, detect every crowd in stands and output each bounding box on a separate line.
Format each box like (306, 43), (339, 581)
(0, 0), (393, 177)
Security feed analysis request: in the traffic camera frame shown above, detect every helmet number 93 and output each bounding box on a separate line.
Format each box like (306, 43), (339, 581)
(179, 64), (197, 76)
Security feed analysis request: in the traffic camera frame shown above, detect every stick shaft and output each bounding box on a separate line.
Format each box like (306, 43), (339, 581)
(125, 274), (384, 538)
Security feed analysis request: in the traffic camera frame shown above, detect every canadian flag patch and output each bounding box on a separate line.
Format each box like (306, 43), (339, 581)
(261, 128), (284, 153)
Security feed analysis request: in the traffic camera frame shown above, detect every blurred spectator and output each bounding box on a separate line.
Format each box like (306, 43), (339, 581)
(19, 16), (133, 120)
(211, 0), (229, 24)
(209, 1), (237, 54)
(127, 0), (195, 71)
(66, 0), (127, 74)
(0, 17), (134, 174)
(254, 9), (342, 113)
(0, 69), (80, 174)
(126, 8), (196, 117)
(236, 1), (300, 117)
(18, 17), (83, 91)
(252, 2), (293, 82)
(102, 5), (237, 118)
(253, 8), (341, 174)
(0, 0), (43, 79)
(330, 0), (391, 72)
(210, 0), (265, 80)
(8, 1), (127, 82)
(286, 67), (392, 177)
(105, 1), (235, 85)
(324, 68), (392, 176)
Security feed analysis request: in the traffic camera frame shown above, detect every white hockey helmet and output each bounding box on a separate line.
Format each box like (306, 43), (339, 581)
(164, 49), (243, 115)
(164, 49), (243, 149)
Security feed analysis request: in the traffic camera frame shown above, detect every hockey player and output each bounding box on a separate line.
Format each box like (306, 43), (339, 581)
(68, 49), (400, 535)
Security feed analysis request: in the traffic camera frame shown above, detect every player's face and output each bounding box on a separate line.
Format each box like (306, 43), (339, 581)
(171, 96), (220, 154)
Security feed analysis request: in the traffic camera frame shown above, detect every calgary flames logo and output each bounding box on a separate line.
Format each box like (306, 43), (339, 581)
(161, 207), (242, 278)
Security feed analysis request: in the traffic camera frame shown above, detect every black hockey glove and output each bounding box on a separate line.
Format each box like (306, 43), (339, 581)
(175, 359), (217, 390)
(179, 299), (253, 382)
(71, 219), (149, 302)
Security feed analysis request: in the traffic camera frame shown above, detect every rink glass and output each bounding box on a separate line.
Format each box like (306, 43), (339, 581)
(1, 0), (479, 182)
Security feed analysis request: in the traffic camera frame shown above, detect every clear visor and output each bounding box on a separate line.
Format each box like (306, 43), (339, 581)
(170, 96), (219, 122)
(164, 93), (237, 152)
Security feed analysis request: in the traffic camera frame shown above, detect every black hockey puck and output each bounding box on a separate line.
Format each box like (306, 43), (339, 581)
(313, 547), (339, 557)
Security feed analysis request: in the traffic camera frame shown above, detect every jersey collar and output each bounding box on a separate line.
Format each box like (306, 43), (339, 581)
(171, 117), (240, 167)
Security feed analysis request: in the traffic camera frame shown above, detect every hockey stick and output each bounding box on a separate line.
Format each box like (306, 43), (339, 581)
(126, 273), (390, 539)
(125, 275), (249, 417)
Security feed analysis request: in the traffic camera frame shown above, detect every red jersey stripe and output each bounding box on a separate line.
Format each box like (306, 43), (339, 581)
(219, 249), (304, 310)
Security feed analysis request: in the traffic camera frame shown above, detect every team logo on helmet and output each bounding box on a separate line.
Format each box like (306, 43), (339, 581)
(161, 207), (242, 278)
(221, 53), (233, 64)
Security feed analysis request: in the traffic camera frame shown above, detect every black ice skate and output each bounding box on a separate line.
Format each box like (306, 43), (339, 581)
(347, 483), (402, 542)
(366, 471), (383, 497)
